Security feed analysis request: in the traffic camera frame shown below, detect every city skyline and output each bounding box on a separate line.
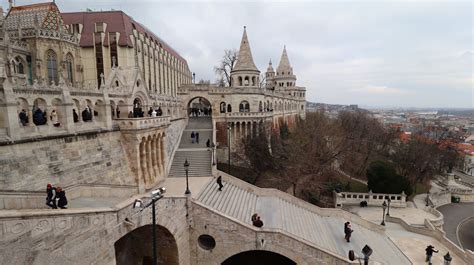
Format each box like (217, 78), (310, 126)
(7, 0), (473, 108)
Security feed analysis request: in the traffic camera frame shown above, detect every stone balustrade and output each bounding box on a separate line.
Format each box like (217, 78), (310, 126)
(333, 191), (407, 208)
(114, 116), (171, 131)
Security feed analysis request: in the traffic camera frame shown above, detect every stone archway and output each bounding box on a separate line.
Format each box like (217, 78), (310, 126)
(187, 96), (212, 117)
(114, 224), (179, 265)
(222, 250), (296, 265)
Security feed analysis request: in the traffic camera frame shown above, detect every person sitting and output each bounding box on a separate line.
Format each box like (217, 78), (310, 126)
(33, 108), (46, 125)
(56, 187), (68, 209)
(253, 215), (264, 228)
(73, 109), (79, 123)
(46, 184), (57, 209)
(128, 111), (133, 118)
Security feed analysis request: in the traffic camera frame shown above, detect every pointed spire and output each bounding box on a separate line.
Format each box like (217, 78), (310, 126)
(277, 45), (292, 75)
(267, 59), (274, 72)
(232, 26), (260, 73)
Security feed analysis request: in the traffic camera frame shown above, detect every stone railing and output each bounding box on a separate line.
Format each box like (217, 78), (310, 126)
(114, 116), (171, 131)
(0, 184), (137, 210)
(334, 191), (407, 208)
(215, 170), (384, 233)
(224, 112), (273, 118)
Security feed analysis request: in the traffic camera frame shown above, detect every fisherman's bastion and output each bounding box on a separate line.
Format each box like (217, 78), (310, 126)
(0, 2), (472, 265)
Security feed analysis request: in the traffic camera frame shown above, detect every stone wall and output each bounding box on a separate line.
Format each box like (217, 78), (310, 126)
(0, 131), (134, 191)
(190, 203), (351, 265)
(0, 196), (190, 265)
(165, 118), (186, 174)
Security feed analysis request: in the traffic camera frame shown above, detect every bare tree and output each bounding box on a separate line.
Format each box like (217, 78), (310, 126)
(214, 49), (238, 87)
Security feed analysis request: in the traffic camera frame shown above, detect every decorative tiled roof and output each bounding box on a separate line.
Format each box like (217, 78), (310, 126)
(5, 2), (66, 31)
(61, 11), (187, 64)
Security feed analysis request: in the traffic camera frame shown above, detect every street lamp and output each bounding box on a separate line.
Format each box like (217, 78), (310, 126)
(132, 187), (167, 265)
(426, 191), (430, 206)
(443, 252), (452, 265)
(227, 123), (231, 175)
(386, 197), (391, 216)
(381, 201), (387, 226)
(184, 159), (191, 195)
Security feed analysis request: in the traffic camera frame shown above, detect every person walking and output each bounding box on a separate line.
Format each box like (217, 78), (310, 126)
(46, 184), (57, 209)
(206, 139), (211, 148)
(425, 245), (438, 264)
(344, 222), (353, 242)
(56, 187), (68, 209)
(196, 132), (200, 143)
(217, 176), (223, 191)
(116, 106), (120, 118)
(191, 131), (195, 144)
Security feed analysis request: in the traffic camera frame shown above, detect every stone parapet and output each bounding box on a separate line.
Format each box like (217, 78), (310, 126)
(334, 191), (407, 208)
(114, 116), (171, 131)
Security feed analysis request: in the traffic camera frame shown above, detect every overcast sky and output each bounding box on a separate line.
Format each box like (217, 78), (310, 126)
(6, 0), (473, 108)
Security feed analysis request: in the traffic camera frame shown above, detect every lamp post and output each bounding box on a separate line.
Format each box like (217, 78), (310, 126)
(386, 197), (391, 216)
(443, 252), (452, 265)
(381, 201), (387, 226)
(184, 159), (191, 195)
(227, 123), (231, 175)
(426, 191), (430, 206)
(133, 187), (167, 265)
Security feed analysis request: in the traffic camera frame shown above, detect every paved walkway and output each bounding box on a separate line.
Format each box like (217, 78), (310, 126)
(386, 223), (463, 264)
(347, 205), (438, 226)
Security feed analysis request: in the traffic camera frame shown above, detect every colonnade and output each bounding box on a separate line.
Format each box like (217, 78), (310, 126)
(227, 120), (265, 148)
(139, 133), (166, 188)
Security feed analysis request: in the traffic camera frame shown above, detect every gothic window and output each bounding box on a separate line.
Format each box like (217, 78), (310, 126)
(252, 76), (256, 86)
(220, 102), (226, 113)
(238, 76), (243, 86)
(46, 50), (58, 85)
(65, 53), (74, 84)
(227, 104), (232, 113)
(244, 76), (249, 86)
(239, 101), (250, 112)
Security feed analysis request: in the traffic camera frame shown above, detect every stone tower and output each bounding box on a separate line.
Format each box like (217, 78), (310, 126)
(265, 59), (275, 90)
(231, 26), (260, 88)
(274, 46), (296, 89)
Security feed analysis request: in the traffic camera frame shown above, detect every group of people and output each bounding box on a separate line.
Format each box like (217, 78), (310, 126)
(147, 107), (163, 117)
(46, 184), (68, 209)
(191, 131), (200, 143)
(81, 106), (94, 122)
(189, 107), (211, 117)
(19, 108), (61, 127)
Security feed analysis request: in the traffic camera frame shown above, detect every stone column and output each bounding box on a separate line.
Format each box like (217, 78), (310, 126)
(146, 137), (153, 185)
(140, 140), (149, 188)
(160, 136), (166, 175)
(151, 135), (159, 180)
(157, 135), (163, 176)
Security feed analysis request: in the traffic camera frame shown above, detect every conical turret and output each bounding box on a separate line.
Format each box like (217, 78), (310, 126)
(266, 59), (275, 90)
(232, 26), (259, 73)
(274, 46), (296, 89)
(231, 26), (261, 88)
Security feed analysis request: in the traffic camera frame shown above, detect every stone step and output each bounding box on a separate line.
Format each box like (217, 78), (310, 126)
(197, 177), (411, 265)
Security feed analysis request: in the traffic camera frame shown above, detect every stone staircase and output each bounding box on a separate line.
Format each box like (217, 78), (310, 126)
(196, 177), (411, 265)
(169, 117), (213, 178)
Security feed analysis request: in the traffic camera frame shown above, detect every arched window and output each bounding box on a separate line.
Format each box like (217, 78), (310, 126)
(238, 76), (243, 86)
(259, 101), (263, 112)
(252, 76), (256, 86)
(65, 53), (74, 84)
(227, 104), (232, 113)
(46, 50), (58, 85)
(244, 76), (249, 86)
(220, 102), (226, 113)
(239, 101), (250, 112)
(17, 61), (24, 74)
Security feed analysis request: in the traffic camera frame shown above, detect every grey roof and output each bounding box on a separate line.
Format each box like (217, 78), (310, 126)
(232, 27), (260, 73)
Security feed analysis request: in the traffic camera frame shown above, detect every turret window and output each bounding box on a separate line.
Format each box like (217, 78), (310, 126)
(220, 102), (226, 113)
(65, 53), (74, 84)
(239, 101), (250, 112)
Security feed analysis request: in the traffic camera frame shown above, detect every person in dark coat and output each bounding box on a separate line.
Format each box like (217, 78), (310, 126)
(56, 187), (68, 209)
(157, 107), (162, 116)
(73, 109), (79, 123)
(191, 131), (195, 144)
(195, 132), (200, 143)
(46, 184), (57, 209)
(19, 109), (28, 126)
(116, 106), (120, 118)
(148, 107), (153, 117)
(217, 176), (223, 191)
(33, 108), (45, 125)
(344, 222), (353, 242)
(206, 139), (211, 148)
(253, 215), (264, 228)
(425, 245), (438, 264)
